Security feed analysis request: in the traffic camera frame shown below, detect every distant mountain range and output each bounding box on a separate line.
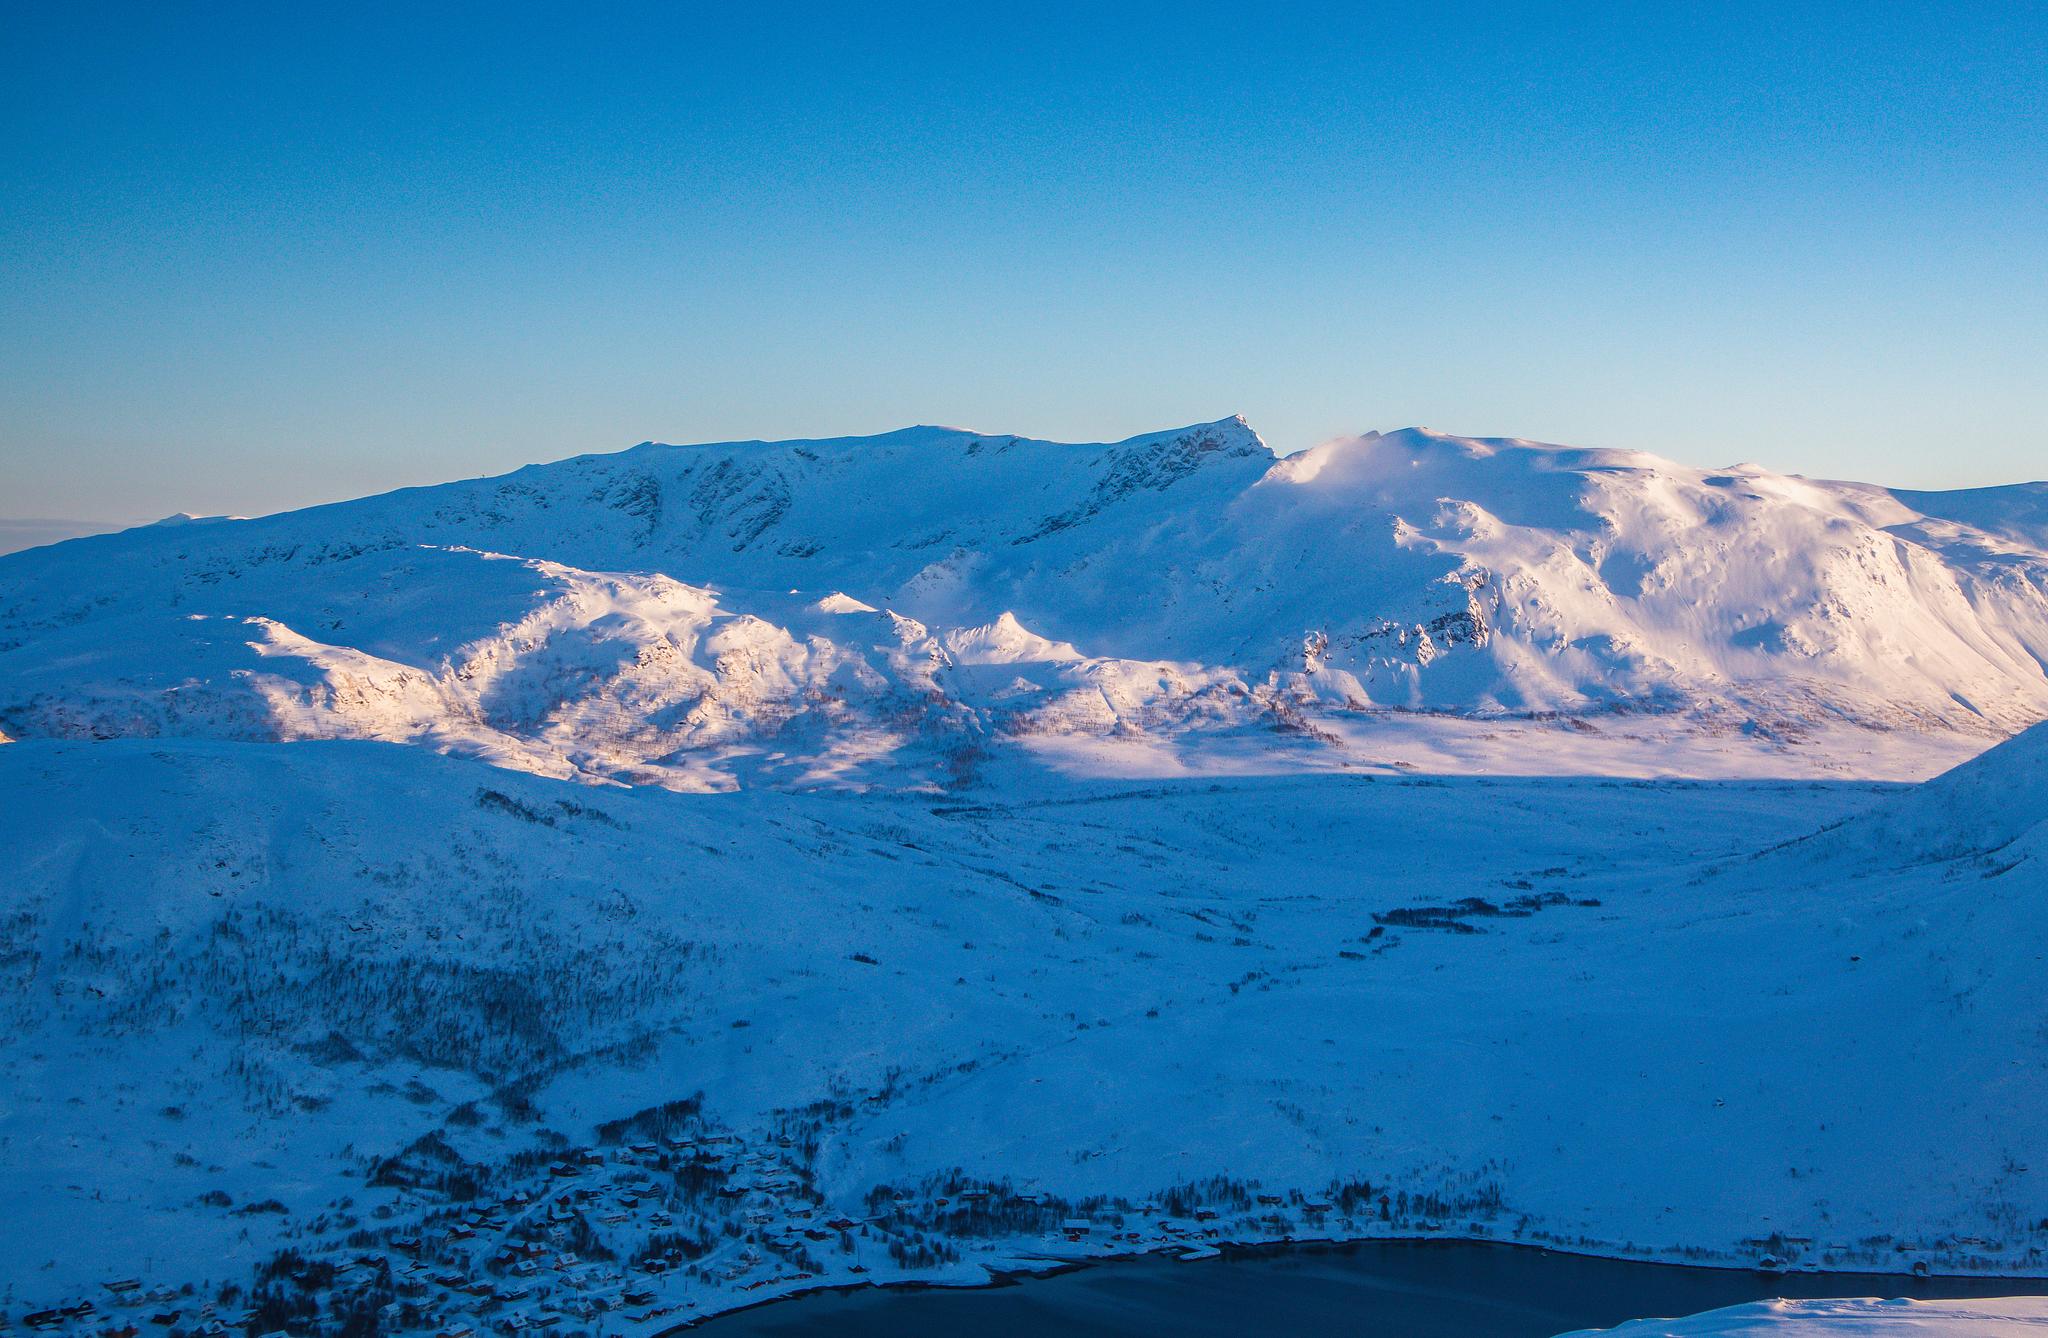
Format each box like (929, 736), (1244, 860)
(3, 418), (2043, 786)
(0, 516), (125, 556)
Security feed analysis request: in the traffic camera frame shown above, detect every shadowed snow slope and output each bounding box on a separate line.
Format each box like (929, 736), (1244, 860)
(2, 419), (2045, 785)
(1850, 719), (2048, 859)
(1769, 720), (2048, 869)
(2, 729), (2046, 1317)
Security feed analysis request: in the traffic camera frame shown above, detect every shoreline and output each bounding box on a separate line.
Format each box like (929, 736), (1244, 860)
(666, 1230), (2048, 1333)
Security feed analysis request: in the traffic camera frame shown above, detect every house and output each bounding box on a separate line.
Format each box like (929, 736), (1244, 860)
(1060, 1218), (1092, 1240)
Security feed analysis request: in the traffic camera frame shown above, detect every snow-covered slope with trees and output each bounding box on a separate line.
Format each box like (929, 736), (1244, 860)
(2, 723), (2045, 1325)
(2, 419), (2045, 788)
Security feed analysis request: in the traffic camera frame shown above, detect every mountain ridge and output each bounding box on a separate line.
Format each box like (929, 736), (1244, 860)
(2, 417), (2045, 789)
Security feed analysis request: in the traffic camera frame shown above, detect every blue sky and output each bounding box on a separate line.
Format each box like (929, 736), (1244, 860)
(2, 2), (2044, 524)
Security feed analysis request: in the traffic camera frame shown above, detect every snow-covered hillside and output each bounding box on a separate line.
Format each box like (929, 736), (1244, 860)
(2, 723), (2045, 1325)
(4, 422), (2047, 1331)
(2, 420), (2044, 788)
(1559, 1295), (2048, 1336)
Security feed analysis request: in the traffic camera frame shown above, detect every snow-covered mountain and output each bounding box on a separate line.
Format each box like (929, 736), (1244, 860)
(3, 419), (2045, 788)
(5, 418), (2048, 1325)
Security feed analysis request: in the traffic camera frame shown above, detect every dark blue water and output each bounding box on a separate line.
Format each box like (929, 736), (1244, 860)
(692, 1240), (2048, 1336)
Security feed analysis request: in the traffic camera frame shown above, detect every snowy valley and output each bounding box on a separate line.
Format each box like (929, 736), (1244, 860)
(2, 421), (2046, 1333)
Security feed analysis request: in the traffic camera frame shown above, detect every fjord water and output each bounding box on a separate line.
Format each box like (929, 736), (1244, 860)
(695, 1241), (2048, 1336)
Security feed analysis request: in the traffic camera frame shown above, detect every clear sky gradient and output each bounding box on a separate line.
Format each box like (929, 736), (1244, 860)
(3, 2), (2044, 526)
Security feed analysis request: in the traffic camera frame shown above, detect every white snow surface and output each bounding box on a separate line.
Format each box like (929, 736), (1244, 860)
(2, 419), (2045, 788)
(4, 423), (2048, 1327)
(1, 723), (2045, 1320)
(1556, 1294), (2048, 1336)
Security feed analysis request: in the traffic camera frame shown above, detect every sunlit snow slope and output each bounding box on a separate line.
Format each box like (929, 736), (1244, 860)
(3, 419), (2045, 790)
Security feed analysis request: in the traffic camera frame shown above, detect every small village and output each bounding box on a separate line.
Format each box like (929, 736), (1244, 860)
(3, 1102), (1536, 1338)
(13, 1096), (2023, 1338)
